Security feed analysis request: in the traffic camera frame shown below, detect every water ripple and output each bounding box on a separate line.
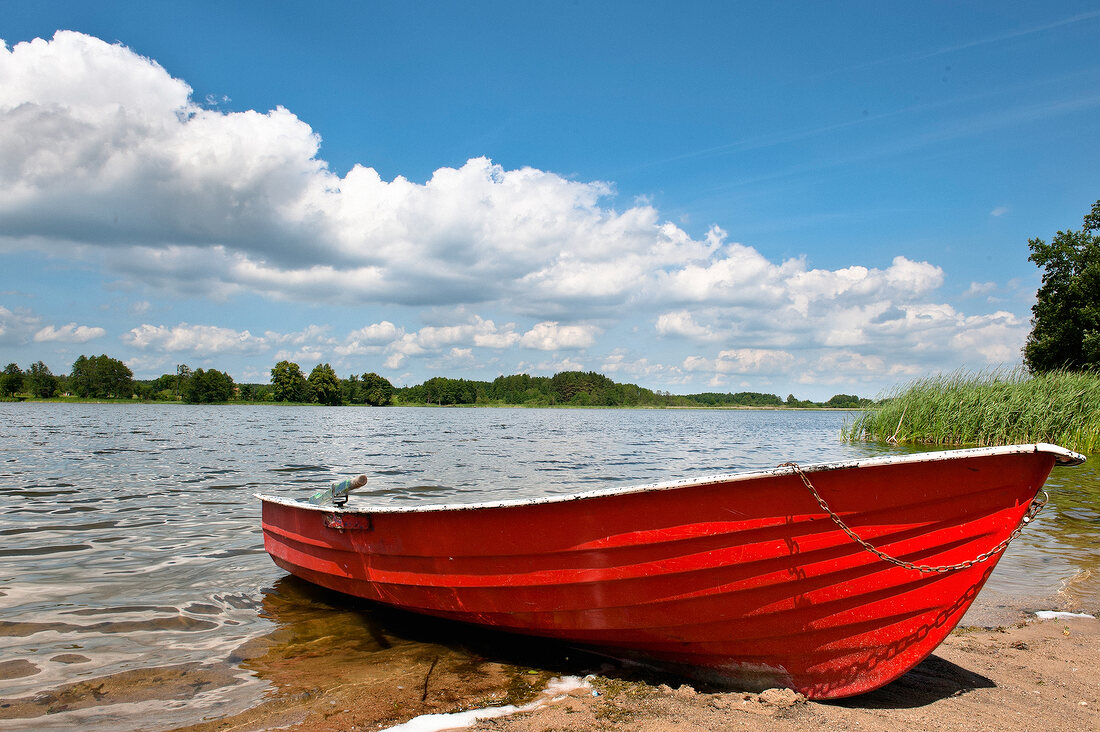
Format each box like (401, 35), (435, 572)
(0, 402), (1094, 730)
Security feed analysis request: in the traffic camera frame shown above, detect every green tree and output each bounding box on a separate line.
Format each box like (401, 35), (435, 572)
(149, 372), (181, 399)
(785, 393), (809, 408)
(271, 360), (310, 402)
(308, 363), (341, 405)
(423, 376), (481, 404)
(237, 383), (270, 402)
(70, 355), (134, 398)
(1, 363), (24, 397)
(550, 371), (617, 404)
(489, 373), (552, 403)
(184, 368), (235, 403)
(26, 361), (59, 398)
(361, 372), (394, 406)
(69, 355), (94, 397)
(1024, 200), (1100, 373)
(174, 364), (192, 399)
(341, 374), (361, 404)
(685, 391), (783, 407)
(825, 394), (865, 408)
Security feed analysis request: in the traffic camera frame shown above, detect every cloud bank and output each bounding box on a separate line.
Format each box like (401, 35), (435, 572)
(0, 32), (1030, 392)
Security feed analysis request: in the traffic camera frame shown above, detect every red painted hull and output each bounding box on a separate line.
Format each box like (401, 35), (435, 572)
(258, 444), (1083, 699)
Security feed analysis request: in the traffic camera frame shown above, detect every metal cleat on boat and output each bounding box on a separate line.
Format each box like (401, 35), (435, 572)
(307, 475), (368, 506)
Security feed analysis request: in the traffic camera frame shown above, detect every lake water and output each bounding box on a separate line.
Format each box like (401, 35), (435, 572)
(1, 404), (1096, 729)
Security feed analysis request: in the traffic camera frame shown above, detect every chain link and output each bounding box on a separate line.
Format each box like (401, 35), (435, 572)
(778, 462), (1047, 574)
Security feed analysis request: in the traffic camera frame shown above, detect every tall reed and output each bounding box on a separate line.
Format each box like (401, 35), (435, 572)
(844, 368), (1100, 454)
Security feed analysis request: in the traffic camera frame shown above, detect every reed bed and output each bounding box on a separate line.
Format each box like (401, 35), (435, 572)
(844, 369), (1100, 454)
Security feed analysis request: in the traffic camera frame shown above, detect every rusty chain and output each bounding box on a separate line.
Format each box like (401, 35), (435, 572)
(778, 461), (1047, 574)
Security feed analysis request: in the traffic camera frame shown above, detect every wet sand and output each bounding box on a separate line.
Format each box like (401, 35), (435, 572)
(5, 405), (1097, 730)
(169, 613), (1098, 732)
(2, 599), (1097, 731)
(0, 565), (1096, 732)
(480, 616), (1100, 732)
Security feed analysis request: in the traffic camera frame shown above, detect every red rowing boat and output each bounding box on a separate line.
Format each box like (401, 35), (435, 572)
(258, 443), (1084, 699)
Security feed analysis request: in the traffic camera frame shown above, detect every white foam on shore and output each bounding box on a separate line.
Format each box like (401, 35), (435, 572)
(382, 675), (593, 732)
(1035, 610), (1095, 620)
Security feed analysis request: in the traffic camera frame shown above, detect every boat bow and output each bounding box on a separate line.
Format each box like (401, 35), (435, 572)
(257, 443), (1085, 699)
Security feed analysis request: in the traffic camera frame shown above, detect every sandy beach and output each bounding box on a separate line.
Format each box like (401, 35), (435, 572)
(149, 610), (1099, 732)
(3, 407), (1095, 732)
(481, 616), (1100, 732)
(1, 589), (1096, 731)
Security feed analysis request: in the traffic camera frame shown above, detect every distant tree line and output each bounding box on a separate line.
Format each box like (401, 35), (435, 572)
(397, 371), (670, 407)
(265, 360), (394, 406)
(393, 371), (871, 409)
(1, 355), (137, 400)
(1, 361), (62, 399)
(2, 355), (135, 400)
(1, 354), (868, 409)
(688, 392), (784, 407)
(0, 355), (400, 406)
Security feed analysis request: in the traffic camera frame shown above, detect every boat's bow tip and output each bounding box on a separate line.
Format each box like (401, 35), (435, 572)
(1036, 443), (1087, 466)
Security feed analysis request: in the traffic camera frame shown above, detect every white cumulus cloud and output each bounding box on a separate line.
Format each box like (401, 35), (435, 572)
(33, 322), (106, 343)
(124, 323), (267, 354)
(684, 348), (795, 375)
(519, 321), (599, 351)
(963, 281), (997, 298)
(0, 31), (1040, 395)
(655, 310), (717, 341)
(5, 31), (925, 322)
(0, 305), (42, 345)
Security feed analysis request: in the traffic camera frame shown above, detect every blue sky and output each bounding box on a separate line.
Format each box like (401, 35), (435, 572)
(1, 2), (1098, 399)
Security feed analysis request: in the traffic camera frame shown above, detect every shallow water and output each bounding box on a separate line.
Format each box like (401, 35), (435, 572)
(0, 404), (1096, 729)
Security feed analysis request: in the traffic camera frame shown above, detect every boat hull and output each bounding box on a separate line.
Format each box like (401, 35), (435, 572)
(259, 444), (1081, 699)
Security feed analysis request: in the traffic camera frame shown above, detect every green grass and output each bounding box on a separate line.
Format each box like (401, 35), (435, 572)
(844, 369), (1100, 454)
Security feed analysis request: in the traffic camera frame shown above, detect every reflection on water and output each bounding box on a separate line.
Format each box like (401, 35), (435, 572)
(0, 403), (1096, 729)
(989, 459), (1100, 611)
(213, 576), (602, 732)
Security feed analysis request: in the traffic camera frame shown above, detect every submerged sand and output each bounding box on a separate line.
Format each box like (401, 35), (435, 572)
(172, 614), (1097, 732)
(479, 617), (1100, 732)
(3, 604), (1096, 731)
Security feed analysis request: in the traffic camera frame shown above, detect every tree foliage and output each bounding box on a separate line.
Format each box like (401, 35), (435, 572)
(786, 393), (813, 408)
(7, 350), (871, 408)
(70, 355), (134, 398)
(550, 371), (617, 404)
(487, 373), (550, 404)
(1024, 199), (1100, 373)
(1, 363), (24, 397)
(360, 372), (394, 406)
(825, 393), (871, 408)
(308, 363), (341, 406)
(236, 383), (272, 402)
(174, 365), (192, 399)
(184, 368), (235, 403)
(689, 391), (784, 407)
(148, 371), (183, 400)
(390, 371), (867, 408)
(271, 360), (311, 402)
(27, 361), (59, 398)
(341, 374), (361, 404)
(399, 376), (483, 405)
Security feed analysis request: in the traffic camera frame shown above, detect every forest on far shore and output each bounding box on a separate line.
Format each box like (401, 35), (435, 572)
(0, 355), (870, 409)
(392, 371), (869, 409)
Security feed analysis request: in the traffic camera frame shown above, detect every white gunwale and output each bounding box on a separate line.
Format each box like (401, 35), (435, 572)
(255, 442), (1084, 515)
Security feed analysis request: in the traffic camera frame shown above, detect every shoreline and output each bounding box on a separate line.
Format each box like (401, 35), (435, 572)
(2, 398), (859, 412)
(163, 606), (1098, 732)
(3, 592), (1095, 731)
(476, 615), (1100, 732)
